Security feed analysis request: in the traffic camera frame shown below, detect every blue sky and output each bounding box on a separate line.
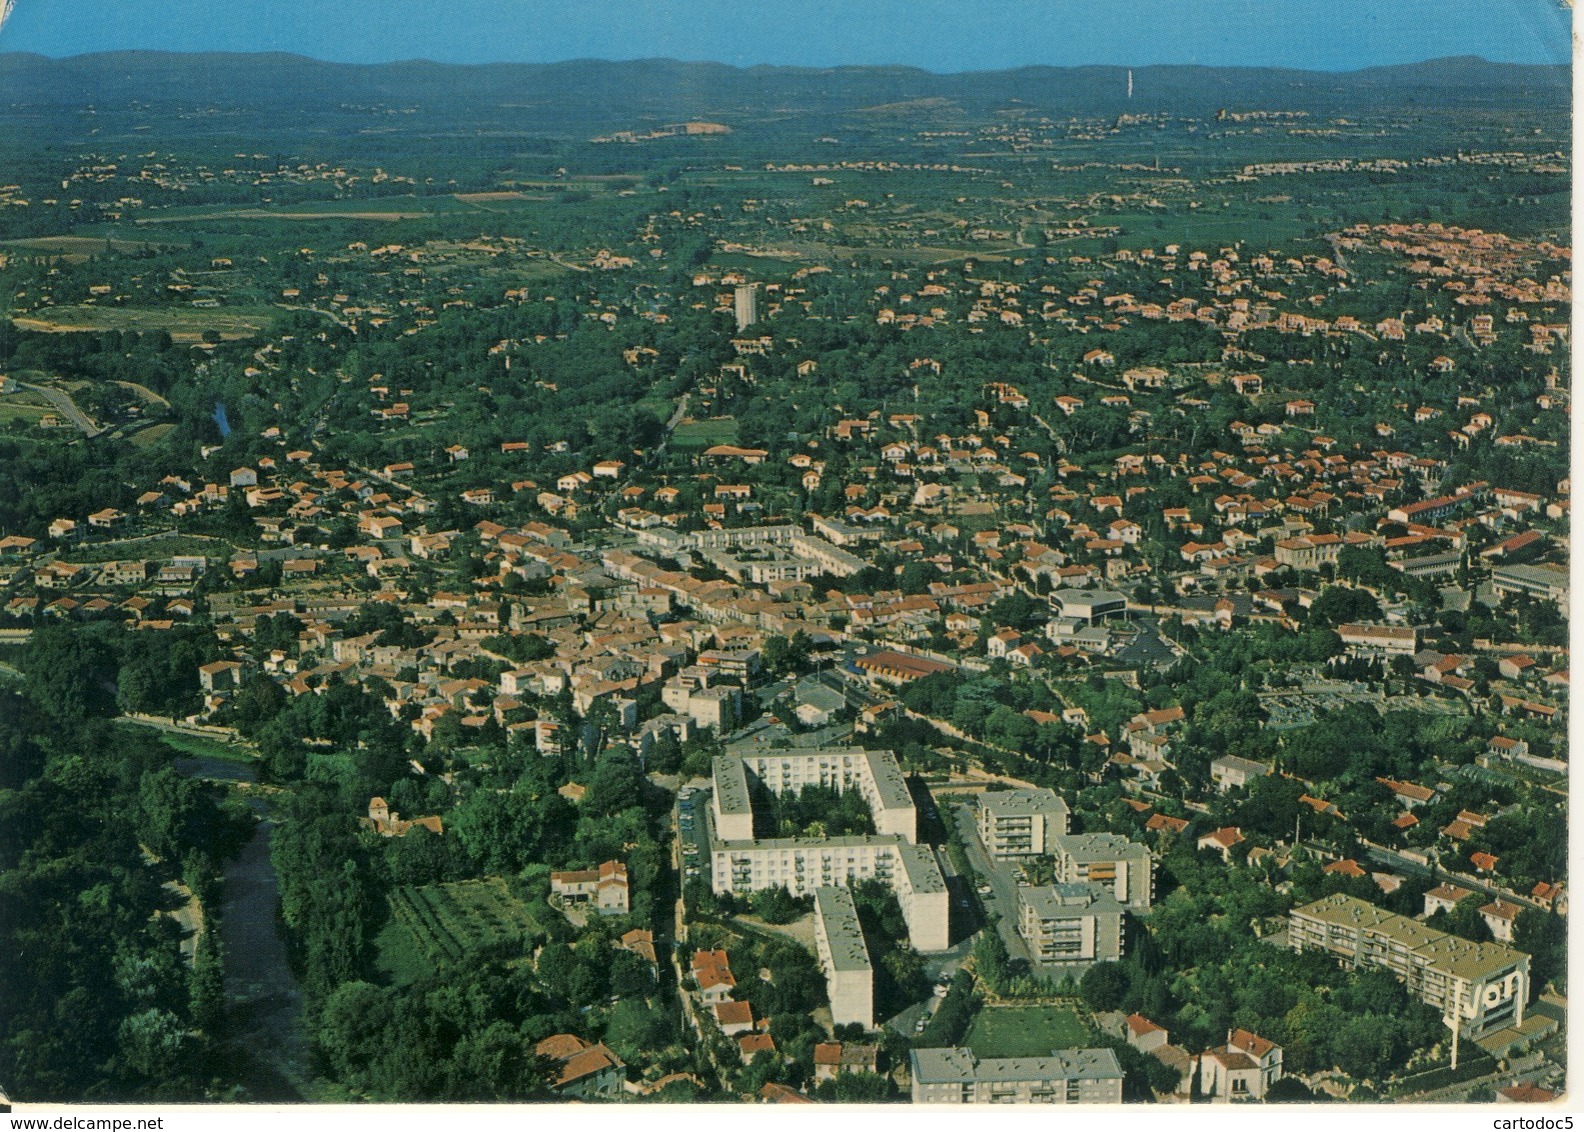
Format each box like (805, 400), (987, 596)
(0, 0), (1571, 70)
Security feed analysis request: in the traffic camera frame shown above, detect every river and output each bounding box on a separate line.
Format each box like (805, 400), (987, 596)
(174, 754), (313, 1101)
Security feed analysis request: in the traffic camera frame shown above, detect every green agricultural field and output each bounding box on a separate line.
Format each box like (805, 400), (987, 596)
(671, 416), (740, 449)
(126, 421), (177, 448)
(11, 304), (275, 341)
(963, 1005), (1095, 1057)
(379, 877), (549, 983)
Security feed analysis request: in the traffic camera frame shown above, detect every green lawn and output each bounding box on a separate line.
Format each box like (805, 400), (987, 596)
(964, 1005), (1095, 1057)
(671, 416), (740, 449)
(123, 723), (259, 765)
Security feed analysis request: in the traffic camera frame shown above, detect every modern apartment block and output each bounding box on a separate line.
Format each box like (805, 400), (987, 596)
(711, 749), (917, 842)
(712, 835), (949, 951)
(1051, 831), (1154, 910)
(977, 788), (1070, 858)
(1288, 893), (1531, 1037)
(708, 749), (948, 952)
(1016, 882), (1126, 966)
(909, 1047), (1124, 1104)
(813, 886), (874, 1029)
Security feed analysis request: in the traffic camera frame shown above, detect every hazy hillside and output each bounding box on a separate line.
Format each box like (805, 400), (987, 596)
(0, 51), (1567, 138)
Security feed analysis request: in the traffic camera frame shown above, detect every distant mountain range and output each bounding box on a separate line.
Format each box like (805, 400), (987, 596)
(0, 51), (1566, 136)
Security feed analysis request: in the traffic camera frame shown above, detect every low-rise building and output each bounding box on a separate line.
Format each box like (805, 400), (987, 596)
(1050, 588), (1127, 624)
(909, 1047), (1124, 1104)
(1197, 1029), (1283, 1102)
(549, 860), (630, 915)
(535, 1034), (626, 1099)
(1491, 563), (1569, 610)
(1210, 755), (1272, 794)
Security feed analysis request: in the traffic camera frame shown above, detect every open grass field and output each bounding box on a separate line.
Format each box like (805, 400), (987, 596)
(963, 1005), (1095, 1057)
(126, 421), (177, 448)
(127, 725), (260, 766)
(377, 878), (548, 984)
(671, 416), (740, 449)
(0, 235), (180, 261)
(0, 396), (52, 425)
(12, 304), (275, 341)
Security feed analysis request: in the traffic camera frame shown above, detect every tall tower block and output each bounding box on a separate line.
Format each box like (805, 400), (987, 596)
(733, 283), (758, 332)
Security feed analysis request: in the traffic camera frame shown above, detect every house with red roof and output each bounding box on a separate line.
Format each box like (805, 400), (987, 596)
(1196, 827), (1245, 862)
(1198, 1029), (1283, 1102)
(549, 860), (630, 915)
(714, 999), (755, 1037)
(534, 1034), (626, 1099)
(691, 949), (737, 1004)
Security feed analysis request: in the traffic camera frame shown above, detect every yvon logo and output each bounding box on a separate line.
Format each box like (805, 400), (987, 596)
(1480, 971), (1524, 1010)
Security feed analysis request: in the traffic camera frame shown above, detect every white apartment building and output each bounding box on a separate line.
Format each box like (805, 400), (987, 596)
(909, 1047), (1124, 1104)
(712, 836), (950, 952)
(1051, 832), (1154, 910)
(1289, 893), (1530, 1038)
(1017, 883), (1126, 966)
(977, 788), (1070, 859)
(712, 749), (917, 843)
(814, 886), (874, 1029)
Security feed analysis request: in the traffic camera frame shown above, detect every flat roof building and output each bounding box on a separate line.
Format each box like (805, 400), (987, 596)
(910, 1047), (1124, 1104)
(1052, 831), (1153, 910)
(1017, 882), (1126, 967)
(1289, 893), (1530, 1038)
(709, 747), (946, 951)
(1492, 563), (1569, 610)
(1050, 589), (1128, 624)
(978, 788), (1071, 859)
(813, 886), (874, 1030)
(711, 835), (949, 952)
(712, 747), (917, 843)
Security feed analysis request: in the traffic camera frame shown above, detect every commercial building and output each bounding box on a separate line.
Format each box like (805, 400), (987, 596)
(1016, 882), (1126, 966)
(977, 788), (1071, 858)
(1288, 893), (1530, 1038)
(909, 1047), (1124, 1104)
(1050, 589), (1128, 624)
(813, 886), (874, 1029)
